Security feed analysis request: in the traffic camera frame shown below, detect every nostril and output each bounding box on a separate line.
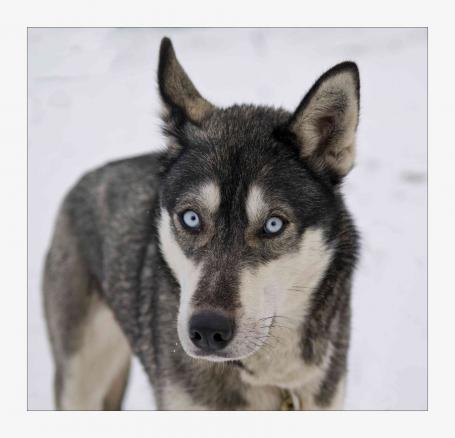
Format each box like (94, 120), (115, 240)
(213, 332), (223, 343)
(191, 331), (202, 341)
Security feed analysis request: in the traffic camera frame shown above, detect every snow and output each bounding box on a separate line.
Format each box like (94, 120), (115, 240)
(28, 28), (427, 410)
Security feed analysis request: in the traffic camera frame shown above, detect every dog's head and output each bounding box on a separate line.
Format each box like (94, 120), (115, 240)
(157, 38), (360, 362)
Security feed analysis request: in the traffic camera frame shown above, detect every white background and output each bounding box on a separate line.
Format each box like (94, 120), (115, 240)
(27, 28), (427, 410)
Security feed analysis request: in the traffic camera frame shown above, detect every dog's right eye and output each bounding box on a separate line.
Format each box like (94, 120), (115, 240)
(263, 216), (286, 236)
(180, 210), (202, 232)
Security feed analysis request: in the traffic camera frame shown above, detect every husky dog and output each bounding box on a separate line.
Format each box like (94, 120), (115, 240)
(43, 37), (360, 410)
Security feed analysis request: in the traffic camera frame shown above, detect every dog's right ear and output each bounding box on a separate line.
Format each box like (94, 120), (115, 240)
(279, 62), (360, 181)
(158, 37), (214, 127)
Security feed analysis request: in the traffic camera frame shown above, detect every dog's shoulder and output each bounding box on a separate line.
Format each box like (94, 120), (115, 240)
(58, 152), (165, 280)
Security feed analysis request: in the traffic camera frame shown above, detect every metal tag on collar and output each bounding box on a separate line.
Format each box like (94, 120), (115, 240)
(280, 389), (301, 410)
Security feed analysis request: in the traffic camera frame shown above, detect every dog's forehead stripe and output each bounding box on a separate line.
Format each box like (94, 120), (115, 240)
(246, 185), (268, 222)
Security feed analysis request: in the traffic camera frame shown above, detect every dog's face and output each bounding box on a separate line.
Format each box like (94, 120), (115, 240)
(157, 38), (360, 362)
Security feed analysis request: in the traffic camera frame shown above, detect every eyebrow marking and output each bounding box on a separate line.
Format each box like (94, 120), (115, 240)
(246, 184), (268, 222)
(198, 181), (221, 214)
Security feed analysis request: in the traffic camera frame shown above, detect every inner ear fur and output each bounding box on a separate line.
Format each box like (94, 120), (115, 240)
(158, 37), (214, 125)
(288, 62), (360, 178)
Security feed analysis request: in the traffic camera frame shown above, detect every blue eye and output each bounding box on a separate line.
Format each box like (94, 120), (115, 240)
(264, 217), (284, 235)
(182, 210), (201, 230)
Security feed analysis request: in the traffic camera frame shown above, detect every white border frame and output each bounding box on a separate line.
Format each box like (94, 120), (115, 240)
(1, 0), (452, 436)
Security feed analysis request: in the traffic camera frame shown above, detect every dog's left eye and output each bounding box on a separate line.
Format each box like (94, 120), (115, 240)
(263, 216), (284, 235)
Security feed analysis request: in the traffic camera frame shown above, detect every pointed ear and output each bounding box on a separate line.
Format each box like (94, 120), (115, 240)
(158, 37), (214, 125)
(287, 62), (360, 179)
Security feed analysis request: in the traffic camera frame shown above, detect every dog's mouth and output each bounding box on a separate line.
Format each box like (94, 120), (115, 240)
(176, 307), (277, 363)
(178, 319), (275, 363)
(188, 350), (238, 362)
(183, 347), (253, 366)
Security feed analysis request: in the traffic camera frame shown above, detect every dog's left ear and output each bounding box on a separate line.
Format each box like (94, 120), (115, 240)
(286, 62), (360, 179)
(158, 37), (214, 126)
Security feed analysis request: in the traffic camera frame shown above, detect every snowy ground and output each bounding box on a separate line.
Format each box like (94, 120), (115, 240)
(28, 28), (427, 410)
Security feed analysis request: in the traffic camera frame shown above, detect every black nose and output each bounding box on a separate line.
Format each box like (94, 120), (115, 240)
(189, 312), (234, 352)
